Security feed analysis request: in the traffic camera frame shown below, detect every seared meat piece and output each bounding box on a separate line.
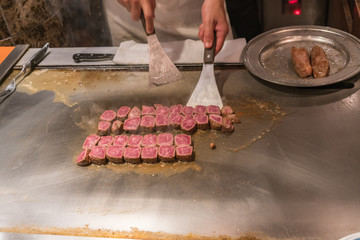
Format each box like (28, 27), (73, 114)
(169, 113), (183, 130)
(111, 120), (123, 135)
(221, 117), (234, 133)
(193, 113), (209, 130)
(117, 106), (131, 121)
(310, 46), (330, 79)
(106, 146), (124, 164)
(127, 135), (143, 147)
(113, 135), (129, 147)
(176, 146), (194, 162)
(140, 115), (156, 132)
(123, 116), (140, 133)
(156, 106), (170, 115)
(181, 106), (194, 116)
(194, 105), (207, 114)
(225, 114), (241, 123)
(291, 47), (312, 78)
(206, 105), (221, 115)
(158, 146), (176, 162)
(181, 117), (197, 135)
(141, 105), (156, 115)
(209, 114), (223, 130)
(174, 134), (192, 147)
(124, 147), (141, 164)
(157, 133), (173, 146)
(128, 106), (141, 118)
(89, 146), (107, 165)
(83, 134), (100, 149)
(221, 106), (234, 116)
(142, 134), (157, 147)
(170, 104), (183, 114)
(141, 147), (158, 163)
(98, 136), (114, 147)
(155, 114), (170, 132)
(76, 149), (91, 166)
(100, 110), (117, 122)
(97, 121), (111, 136)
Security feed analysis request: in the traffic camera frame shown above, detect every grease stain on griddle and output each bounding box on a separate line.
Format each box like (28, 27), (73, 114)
(0, 226), (279, 240)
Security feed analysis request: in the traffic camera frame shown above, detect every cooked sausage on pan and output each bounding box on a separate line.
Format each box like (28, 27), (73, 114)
(310, 46), (330, 79)
(291, 47), (312, 78)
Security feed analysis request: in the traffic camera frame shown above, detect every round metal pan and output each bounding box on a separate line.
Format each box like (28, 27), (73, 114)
(241, 25), (360, 87)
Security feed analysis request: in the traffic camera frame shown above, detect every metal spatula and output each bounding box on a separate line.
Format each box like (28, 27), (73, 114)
(186, 36), (223, 108)
(140, 13), (183, 86)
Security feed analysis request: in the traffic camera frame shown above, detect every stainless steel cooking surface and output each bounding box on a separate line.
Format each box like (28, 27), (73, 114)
(242, 25), (360, 87)
(0, 59), (360, 239)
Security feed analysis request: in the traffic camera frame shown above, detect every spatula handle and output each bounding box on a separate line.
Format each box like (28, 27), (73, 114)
(140, 10), (155, 36)
(204, 32), (216, 64)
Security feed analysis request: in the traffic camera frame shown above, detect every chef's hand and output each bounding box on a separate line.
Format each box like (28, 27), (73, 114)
(198, 0), (229, 55)
(117, 0), (156, 34)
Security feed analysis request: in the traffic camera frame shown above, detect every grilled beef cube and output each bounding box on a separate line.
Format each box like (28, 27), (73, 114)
(176, 146), (194, 162)
(140, 115), (156, 132)
(89, 146), (107, 165)
(97, 121), (111, 136)
(128, 106), (141, 118)
(169, 113), (183, 130)
(291, 47), (312, 78)
(127, 135), (143, 147)
(98, 136), (114, 147)
(123, 116), (140, 133)
(310, 46), (330, 79)
(117, 106), (131, 121)
(142, 134), (157, 147)
(113, 135), (129, 147)
(100, 110), (117, 122)
(141, 105), (156, 115)
(111, 120), (123, 135)
(181, 106), (194, 116)
(158, 146), (176, 162)
(194, 105), (206, 114)
(174, 134), (192, 147)
(141, 147), (158, 163)
(76, 149), (91, 166)
(221, 117), (234, 133)
(207, 105), (221, 115)
(83, 134), (101, 149)
(226, 114), (241, 123)
(181, 117), (197, 135)
(170, 104), (183, 114)
(156, 106), (170, 115)
(221, 106), (234, 116)
(209, 114), (223, 130)
(106, 146), (124, 164)
(155, 114), (170, 132)
(124, 147), (141, 164)
(157, 133), (173, 146)
(193, 113), (209, 130)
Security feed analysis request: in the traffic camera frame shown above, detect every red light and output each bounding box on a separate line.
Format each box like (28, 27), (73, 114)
(288, 0), (298, 4)
(294, 9), (301, 15)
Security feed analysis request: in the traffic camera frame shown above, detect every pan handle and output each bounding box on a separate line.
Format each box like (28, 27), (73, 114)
(72, 53), (114, 63)
(204, 32), (216, 64)
(140, 10), (155, 36)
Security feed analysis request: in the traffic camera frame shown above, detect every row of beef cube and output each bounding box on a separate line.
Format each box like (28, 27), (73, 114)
(77, 145), (194, 166)
(98, 106), (239, 136)
(100, 104), (236, 123)
(77, 133), (193, 166)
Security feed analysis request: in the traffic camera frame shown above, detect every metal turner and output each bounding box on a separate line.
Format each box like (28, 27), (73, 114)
(186, 35), (223, 108)
(0, 43), (49, 103)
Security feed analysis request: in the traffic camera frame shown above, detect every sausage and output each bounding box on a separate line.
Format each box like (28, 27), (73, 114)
(310, 46), (330, 79)
(291, 47), (312, 78)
